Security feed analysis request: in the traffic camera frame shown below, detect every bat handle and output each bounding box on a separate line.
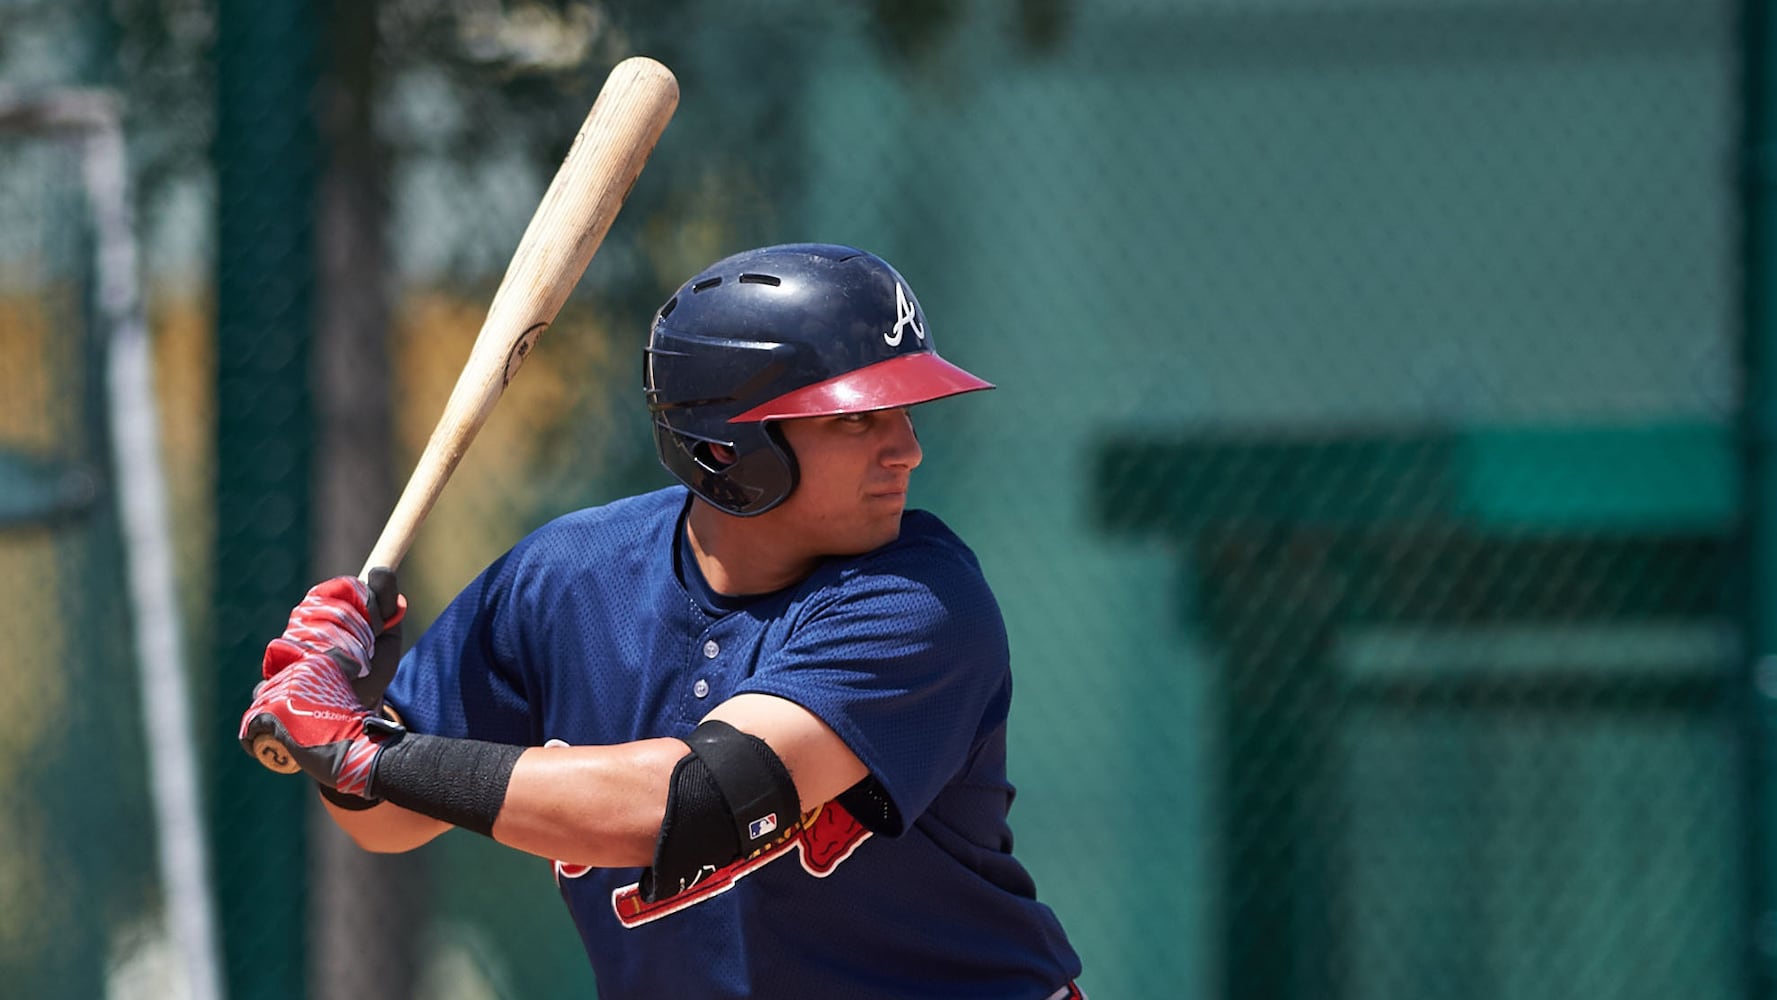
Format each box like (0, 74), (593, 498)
(252, 732), (303, 774)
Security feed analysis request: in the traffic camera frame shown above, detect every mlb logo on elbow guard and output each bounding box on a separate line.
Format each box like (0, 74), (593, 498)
(748, 813), (778, 841)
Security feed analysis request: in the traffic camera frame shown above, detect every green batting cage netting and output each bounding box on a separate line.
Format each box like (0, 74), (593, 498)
(5, 1), (1774, 998)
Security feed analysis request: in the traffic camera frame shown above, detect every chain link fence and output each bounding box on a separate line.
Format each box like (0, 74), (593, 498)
(0, 0), (1761, 997)
(0, 97), (167, 999)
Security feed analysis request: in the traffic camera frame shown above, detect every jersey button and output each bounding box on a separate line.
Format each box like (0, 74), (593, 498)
(702, 639), (719, 659)
(693, 678), (710, 698)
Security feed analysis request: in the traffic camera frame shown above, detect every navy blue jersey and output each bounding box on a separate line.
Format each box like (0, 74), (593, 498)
(385, 486), (1081, 999)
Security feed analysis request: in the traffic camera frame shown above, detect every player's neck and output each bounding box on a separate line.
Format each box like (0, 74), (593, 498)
(685, 502), (819, 597)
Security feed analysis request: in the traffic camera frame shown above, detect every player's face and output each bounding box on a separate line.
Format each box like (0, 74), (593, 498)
(771, 408), (923, 556)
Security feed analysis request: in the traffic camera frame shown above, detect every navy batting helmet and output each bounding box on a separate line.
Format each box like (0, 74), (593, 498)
(644, 243), (992, 516)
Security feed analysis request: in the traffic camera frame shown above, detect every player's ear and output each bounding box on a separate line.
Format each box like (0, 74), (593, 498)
(692, 441), (738, 474)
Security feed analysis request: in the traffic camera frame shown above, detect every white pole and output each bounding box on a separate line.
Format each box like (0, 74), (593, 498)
(7, 89), (228, 1000)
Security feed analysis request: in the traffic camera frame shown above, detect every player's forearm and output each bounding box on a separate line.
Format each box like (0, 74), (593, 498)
(322, 795), (451, 853)
(492, 738), (683, 867)
(328, 731), (683, 865)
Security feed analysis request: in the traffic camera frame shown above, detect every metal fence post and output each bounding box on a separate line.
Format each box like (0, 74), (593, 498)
(1744, 3), (1777, 998)
(210, 2), (319, 998)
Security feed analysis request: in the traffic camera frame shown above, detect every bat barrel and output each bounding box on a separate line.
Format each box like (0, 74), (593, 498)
(358, 56), (678, 581)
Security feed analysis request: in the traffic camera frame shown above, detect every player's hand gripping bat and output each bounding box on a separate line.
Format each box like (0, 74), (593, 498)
(251, 56), (679, 773)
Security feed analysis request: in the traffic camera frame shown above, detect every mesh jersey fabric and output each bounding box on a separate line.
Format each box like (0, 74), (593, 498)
(384, 486), (1081, 999)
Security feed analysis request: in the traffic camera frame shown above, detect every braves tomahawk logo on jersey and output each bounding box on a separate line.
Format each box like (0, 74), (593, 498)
(552, 796), (871, 928)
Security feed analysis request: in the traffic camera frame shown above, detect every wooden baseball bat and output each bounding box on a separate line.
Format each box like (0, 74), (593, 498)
(252, 56), (678, 774)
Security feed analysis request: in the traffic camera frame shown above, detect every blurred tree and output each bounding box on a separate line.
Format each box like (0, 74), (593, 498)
(310, 3), (418, 998)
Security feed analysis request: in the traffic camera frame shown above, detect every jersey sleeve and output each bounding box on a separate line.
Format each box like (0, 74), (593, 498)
(383, 547), (537, 745)
(735, 542), (1012, 834)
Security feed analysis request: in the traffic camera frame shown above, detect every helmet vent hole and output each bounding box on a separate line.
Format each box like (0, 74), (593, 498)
(692, 277), (722, 292)
(658, 296), (678, 319)
(738, 273), (781, 286)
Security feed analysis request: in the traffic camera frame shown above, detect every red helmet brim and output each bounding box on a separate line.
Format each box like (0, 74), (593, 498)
(728, 352), (994, 423)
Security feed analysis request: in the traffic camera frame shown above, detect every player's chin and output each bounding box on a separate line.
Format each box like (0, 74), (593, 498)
(841, 504), (905, 553)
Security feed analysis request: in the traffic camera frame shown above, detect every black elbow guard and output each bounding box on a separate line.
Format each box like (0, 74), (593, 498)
(640, 720), (800, 903)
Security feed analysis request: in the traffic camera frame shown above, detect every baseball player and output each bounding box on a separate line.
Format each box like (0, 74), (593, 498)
(240, 243), (1085, 998)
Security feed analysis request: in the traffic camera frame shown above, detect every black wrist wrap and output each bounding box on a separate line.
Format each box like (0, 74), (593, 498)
(368, 733), (523, 838)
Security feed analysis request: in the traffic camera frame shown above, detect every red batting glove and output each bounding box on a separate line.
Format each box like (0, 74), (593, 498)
(244, 570), (408, 796)
(263, 571), (407, 707)
(238, 651), (403, 796)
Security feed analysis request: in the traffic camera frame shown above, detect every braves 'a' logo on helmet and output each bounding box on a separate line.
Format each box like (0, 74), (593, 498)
(885, 282), (925, 347)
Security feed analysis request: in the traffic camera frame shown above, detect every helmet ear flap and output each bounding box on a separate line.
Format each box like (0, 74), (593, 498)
(656, 419), (799, 516)
(761, 422), (799, 504)
(713, 422), (797, 516)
